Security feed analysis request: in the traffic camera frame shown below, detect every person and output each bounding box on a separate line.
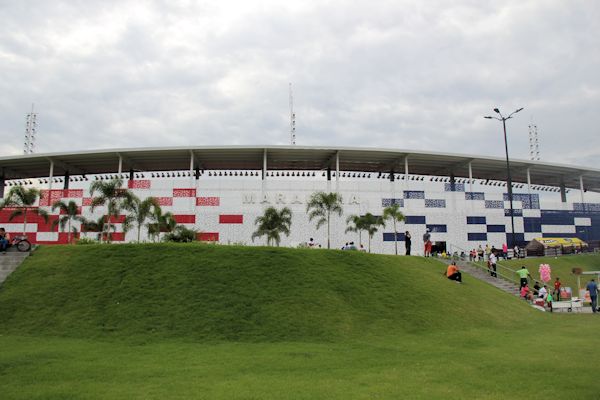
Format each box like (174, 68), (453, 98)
(359, 244), (366, 252)
(538, 285), (548, 300)
(520, 284), (534, 302)
(533, 281), (541, 297)
(446, 261), (462, 283)
(488, 251), (497, 277)
(513, 245), (520, 259)
(348, 242), (357, 250)
(485, 244), (491, 261)
(477, 245), (484, 261)
(546, 291), (554, 312)
(469, 249), (475, 262)
(502, 243), (508, 260)
(0, 228), (10, 254)
(423, 228), (432, 257)
(342, 242), (348, 250)
(405, 231), (411, 255)
(516, 266), (532, 288)
(586, 279), (598, 313)
(553, 277), (562, 301)
(308, 238), (315, 248)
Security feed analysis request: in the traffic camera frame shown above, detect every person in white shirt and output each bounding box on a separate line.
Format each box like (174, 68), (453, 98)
(488, 251), (497, 277)
(538, 285), (548, 299)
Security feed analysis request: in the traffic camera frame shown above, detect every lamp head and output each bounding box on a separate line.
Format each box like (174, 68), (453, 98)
(493, 108), (500, 113)
(515, 107), (524, 113)
(484, 116), (493, 119)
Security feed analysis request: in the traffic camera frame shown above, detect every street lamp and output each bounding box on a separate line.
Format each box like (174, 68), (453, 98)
(484, 107), (524, 250)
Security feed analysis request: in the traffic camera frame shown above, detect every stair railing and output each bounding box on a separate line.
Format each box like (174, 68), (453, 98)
(447, 242), (521, 287)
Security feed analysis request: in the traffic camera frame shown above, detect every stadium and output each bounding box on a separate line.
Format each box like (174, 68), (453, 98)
(1, 145), (600, 253)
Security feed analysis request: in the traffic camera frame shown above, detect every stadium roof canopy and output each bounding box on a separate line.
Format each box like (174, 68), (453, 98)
(1, 145), (599, 192)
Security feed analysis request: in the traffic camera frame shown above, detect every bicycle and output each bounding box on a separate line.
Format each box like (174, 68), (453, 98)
(7, 235), (32, 252)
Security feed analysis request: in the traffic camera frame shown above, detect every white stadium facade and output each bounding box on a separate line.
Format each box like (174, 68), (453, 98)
(1, 145), (600, 254)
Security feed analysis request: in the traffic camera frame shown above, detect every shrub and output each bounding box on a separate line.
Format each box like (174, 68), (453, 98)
(163, 226), (197, 243)
(76, 237), (99, 245)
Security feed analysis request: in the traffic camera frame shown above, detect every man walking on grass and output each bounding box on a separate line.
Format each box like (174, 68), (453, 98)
(586, 279), (598, 313)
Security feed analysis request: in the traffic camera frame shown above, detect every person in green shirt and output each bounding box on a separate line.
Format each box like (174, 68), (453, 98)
(546, 292), (553, 312)
(516, 266), (532, 289)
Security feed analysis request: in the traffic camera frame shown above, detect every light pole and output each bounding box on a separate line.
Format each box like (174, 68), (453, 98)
(484, 107), (523, 250)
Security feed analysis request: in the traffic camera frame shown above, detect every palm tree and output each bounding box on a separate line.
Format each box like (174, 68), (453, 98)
(251, 206), (292, 246)
(123, 195), (160, 242)
(382, 203), (406, 255)
(306, 191), (343, 249)
(147, 206), (177, 242)
(52, 200), (85, 244)
(361, 213), (384, 253)
(89, 178), (134, 242)
(0, 186), (48, 235)
(345, 214), (366, 247)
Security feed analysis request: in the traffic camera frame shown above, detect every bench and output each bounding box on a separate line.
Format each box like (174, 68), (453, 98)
(551, 299), (583, 313)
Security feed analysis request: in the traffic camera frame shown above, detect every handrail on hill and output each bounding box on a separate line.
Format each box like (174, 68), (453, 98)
(446, 242), (521, 287)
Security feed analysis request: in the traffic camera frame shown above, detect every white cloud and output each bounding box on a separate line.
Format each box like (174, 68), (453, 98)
(0, 0), (598, 168)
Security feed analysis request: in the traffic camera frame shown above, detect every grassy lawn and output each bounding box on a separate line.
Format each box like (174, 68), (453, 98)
(1, 245), (599, 399)
(494, 253), (600, 292)
(2, 325), (599, 400)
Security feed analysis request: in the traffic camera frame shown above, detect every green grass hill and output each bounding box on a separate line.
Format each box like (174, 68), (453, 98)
(0, 244), (542, 342)
(2, 245), (600, 399)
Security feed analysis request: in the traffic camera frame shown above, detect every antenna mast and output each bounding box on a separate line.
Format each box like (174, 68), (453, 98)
(24, 104), (37, 154)
(528, 122), (540, 160)
(289, 83), (296, 145)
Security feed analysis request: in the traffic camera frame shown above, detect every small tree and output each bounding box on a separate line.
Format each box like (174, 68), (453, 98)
(252, 206), (292, 246)
(52, 200), (85, 244)
(345, 214), (366, 247)
(382, 203), (405, 255)
(89, 178), (135, 243)
(147, 207), (177, 242)
(361, 213), (384, 253)
(306, 191), (343, 249)
(123, 195), (160, 242)
(0, 186), (48, 235)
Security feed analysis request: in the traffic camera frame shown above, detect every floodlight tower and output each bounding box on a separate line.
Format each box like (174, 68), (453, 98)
(24, 104), (37, 154)
(289, 83), (296, 145)
(528, 123), (540, 160)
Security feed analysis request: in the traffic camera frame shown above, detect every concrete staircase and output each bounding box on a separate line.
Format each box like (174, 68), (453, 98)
(439, 258), (521, 297)
(0, 251), (30, 285)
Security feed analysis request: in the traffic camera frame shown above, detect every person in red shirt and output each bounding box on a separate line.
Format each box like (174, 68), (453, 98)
(554, 277), (562, 301)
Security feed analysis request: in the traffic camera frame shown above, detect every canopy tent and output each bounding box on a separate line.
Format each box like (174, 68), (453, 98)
(525, 237), (588, 257)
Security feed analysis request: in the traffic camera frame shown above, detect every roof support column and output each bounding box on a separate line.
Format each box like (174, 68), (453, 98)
(580, 175), (585, 204)
(262, 149), (267, 180)
(117, 154), (123, 176)
(526, 168), (531, 195)
(404, 157), (409, 191)
(468, 162), (473, 193)
(48, 160), (54, 191)
(335, 151), (339, 193)
(560, 181), (567, 203)
(189, 150), (195, 186)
